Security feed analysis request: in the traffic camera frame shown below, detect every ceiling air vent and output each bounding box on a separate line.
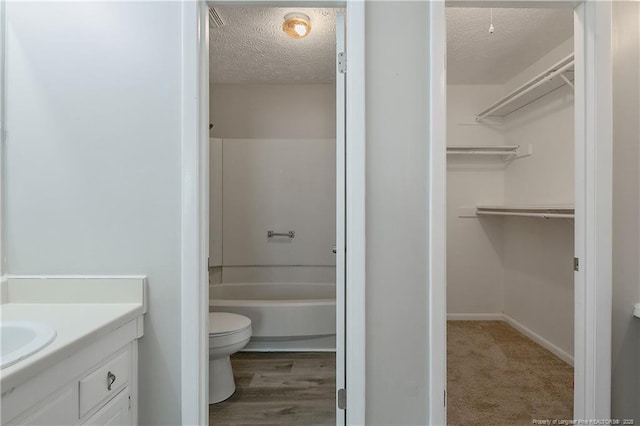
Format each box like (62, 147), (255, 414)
(209, 7), (225, 29)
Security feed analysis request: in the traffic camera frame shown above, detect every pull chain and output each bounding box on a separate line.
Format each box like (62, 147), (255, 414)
(489, 9), (495, 34)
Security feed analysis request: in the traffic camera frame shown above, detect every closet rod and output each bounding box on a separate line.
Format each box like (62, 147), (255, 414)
(447, 151), (517, 155)
(447, 145), (519, 150)
(476, 54), (575, 122)
(446, 145), (520, 156)
(476, 211), (574, 219)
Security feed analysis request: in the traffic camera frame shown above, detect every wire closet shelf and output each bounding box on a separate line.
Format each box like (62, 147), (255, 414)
(475, 54), (575, 122)
(476, 205), (575, 219)
(446, 145), (519, 156)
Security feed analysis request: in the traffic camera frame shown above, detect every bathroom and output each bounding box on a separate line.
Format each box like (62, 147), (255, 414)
(205, 6), (341, 424)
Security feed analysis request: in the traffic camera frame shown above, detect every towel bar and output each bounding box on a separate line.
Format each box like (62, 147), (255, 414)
(267, 230), (295, 238)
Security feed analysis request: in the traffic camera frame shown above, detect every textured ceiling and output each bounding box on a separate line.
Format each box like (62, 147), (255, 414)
(447, 8), (573, 84)
(210, 7), (572, 85)
(210, 7), (339, 84)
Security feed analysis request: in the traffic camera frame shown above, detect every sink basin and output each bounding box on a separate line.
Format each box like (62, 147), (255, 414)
(1, 321), (57, 369)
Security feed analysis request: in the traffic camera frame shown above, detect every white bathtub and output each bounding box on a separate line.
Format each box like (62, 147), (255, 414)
(209, 283), (336, 351)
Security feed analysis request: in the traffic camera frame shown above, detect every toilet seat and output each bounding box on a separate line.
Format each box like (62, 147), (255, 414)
(209, 312), (252, 348)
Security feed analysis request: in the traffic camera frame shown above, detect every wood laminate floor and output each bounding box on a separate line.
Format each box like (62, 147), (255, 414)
(209, 352), (336, 426)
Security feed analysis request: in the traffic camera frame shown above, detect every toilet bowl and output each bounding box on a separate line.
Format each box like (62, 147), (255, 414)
(208, 312), (252, 404)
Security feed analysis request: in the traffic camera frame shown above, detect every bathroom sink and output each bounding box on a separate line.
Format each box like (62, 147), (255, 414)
(1, 321), (57, 369)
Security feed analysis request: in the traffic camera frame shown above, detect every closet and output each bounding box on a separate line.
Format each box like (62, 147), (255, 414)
(446, 7), (576, 423)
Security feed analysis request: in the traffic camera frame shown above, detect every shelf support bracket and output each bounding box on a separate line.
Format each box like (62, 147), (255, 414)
(511, 144), (533, 160)
(560, 73), (575, 90)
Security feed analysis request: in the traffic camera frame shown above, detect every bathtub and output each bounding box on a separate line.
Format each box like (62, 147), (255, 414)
(210, 283), (336, 351)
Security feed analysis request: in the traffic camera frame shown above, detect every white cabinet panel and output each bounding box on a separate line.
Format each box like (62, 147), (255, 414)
(82, 388), (131, 426)
(10, 387), (76, 426)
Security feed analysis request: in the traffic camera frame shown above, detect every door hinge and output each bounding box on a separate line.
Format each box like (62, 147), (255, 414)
(338, 52), (346, 74)
(128, 395), (131, 411)
(338, 388), (347, 410)
(574, 257), (579, 272)
(444, 389), (447, 407)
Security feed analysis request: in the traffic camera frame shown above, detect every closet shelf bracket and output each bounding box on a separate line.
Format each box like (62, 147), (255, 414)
(510, 144), (533, 160)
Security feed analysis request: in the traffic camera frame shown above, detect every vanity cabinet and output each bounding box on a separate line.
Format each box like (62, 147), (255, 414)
(11, 388), (76, 426)
(82, 388), (131, 426)
(2, 320), (140, 426)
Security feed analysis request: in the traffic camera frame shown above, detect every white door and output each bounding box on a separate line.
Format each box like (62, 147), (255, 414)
(335, 10), (346, 426)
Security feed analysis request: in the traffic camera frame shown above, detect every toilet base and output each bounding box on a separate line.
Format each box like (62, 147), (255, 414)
(209, 355), (236, 404)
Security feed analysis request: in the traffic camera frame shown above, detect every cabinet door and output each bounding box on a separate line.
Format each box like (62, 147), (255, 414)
(10, 387), (77, 426)
(82, 388), (131, 426)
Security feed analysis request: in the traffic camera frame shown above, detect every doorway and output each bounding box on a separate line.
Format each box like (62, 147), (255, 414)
(446, 6), (575, 423)
(181, 2), (366, 425)
(428, 2), (613, 424)
(207, 6), (341, 424)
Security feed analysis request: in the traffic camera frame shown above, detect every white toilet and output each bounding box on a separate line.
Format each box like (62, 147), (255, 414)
(208, 312), (252, 404)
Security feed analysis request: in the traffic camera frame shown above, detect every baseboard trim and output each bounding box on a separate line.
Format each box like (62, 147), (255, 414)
(447, 313), (505, 321)
(446, 313), (574, 366)
(503, 314), (574, 366)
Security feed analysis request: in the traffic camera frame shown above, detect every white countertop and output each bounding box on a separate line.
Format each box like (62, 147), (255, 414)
(1, 276), (146, 393)
(1, 303), (144, 392)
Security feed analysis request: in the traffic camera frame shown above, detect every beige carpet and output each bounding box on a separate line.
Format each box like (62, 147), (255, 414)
(447, 321), (573, 426)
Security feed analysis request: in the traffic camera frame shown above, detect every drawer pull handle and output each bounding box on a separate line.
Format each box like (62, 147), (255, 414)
(107, 371), (116, 391)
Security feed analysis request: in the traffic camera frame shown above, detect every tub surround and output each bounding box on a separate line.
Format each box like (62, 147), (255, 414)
(219, 138), (336, 267)
(210, 138), (337, 288)
(1, 276), (146, 424)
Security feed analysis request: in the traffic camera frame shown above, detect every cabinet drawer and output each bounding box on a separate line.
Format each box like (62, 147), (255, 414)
(79, 350), (130, 418)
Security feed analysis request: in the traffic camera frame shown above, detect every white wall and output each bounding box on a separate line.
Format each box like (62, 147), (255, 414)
(502, 39), (575, 206)
(365, 2), (429, 423)
(447, 85), (506, 316)
(501, 43), (575, 358)
(0, 0), (5, 277)
(502, 218), (574, 356)
(502, 38), (573, 95)
(4, 3), (182, 424)
(210, 83), (336, 139)
(611, 1), (640, 420)
(210, 84), (336, 285)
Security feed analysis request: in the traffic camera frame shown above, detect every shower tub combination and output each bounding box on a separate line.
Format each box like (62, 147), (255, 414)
(210, 282), (336, 351)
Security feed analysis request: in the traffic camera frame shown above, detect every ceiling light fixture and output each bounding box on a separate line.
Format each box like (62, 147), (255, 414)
(283, 12), (311, 39)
